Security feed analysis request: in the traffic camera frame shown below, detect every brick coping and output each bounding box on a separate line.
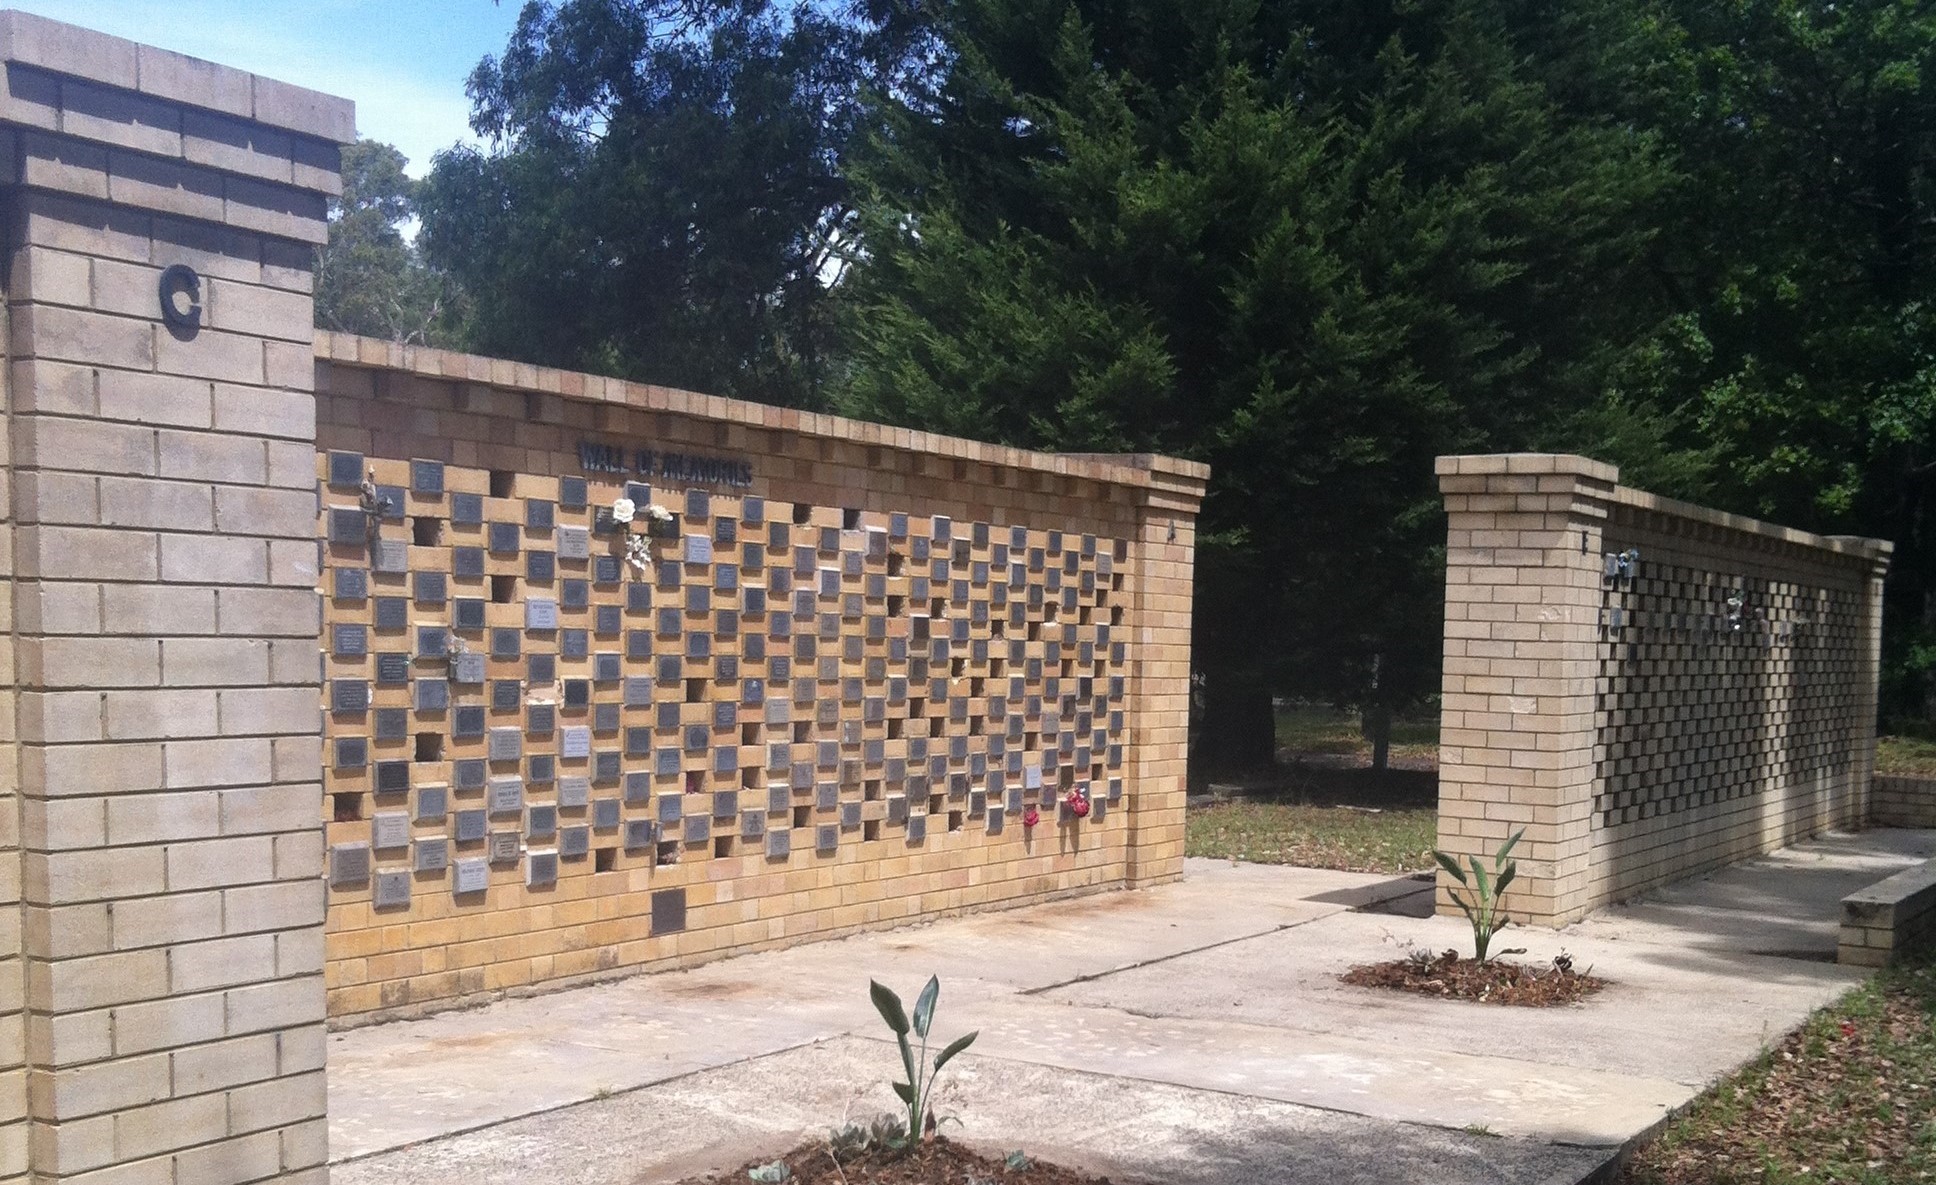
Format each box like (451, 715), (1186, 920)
(314, 331), (1211, 497)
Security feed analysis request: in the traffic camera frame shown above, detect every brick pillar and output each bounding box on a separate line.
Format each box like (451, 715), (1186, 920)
(1436, 454), (1616, 926)
(0, 12), (350, 1181)
(1840, 542), (1893, 825)
(1106, 456), (1207, 887)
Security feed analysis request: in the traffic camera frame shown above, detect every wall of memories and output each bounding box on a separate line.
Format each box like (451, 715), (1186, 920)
(311, 336), (1207, 1021)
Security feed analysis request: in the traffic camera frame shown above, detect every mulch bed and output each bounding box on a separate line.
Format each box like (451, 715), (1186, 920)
(687, 1138), (1107, 1185)
(1342, 949), (1607, 1005)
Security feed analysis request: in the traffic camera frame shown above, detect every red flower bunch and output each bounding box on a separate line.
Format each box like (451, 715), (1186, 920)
(1065, 787), (1090, 818)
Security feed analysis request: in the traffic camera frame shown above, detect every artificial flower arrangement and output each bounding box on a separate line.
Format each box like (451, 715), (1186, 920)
(611, 496), (678, 573)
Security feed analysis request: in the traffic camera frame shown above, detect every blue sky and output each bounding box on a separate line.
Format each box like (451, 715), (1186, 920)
(7, 1), (525, 175)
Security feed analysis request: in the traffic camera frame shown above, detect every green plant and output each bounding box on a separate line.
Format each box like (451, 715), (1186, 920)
(1433, 828), (1523, 963)
(828, 1113), (903, 1158)
(1003, 1149), (1032, 1172)
(869, 975), (978, 1144)
(747, 1161), (791, 1183)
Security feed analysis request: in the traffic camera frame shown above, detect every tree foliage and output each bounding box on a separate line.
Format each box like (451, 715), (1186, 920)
(418, 0), (880, 406)
(315, 140), (461, 345)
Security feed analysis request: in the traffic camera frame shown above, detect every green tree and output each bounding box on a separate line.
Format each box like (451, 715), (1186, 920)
(418, 0), (880, 407)
(315, 140), (461, 345)
(839, 0), (1681, 768)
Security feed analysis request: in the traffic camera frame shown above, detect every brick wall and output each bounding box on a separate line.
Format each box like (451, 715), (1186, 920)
(0, 12), (350, 1182)
(1437, 455), (1891, 925)
(312, 336), (1207, 1022)
(1873, 775), (1936, 828)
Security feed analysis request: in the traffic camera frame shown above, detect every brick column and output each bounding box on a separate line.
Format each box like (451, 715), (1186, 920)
(1436, 454), (1616, 926)
(0, 13), (350, 1182)
(1106, 456), (1207, 887)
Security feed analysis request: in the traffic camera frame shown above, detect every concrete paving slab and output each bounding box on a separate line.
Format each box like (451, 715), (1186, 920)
(328, 830), (1934, 1185)
(332, 1036), (1610, 1185)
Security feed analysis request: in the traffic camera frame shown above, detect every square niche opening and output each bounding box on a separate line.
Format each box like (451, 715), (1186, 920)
(489, 470), (516, 497)
(595, 847), (617, 873)
(792, 805), (810, 829)
(412, 517), (441, 546)
(415, 733), (443, 762)
(863, 819), (881, 842)
(713, 836), (735, 859)
(491, 575), (518, 604)
(332, 793), (363, 822)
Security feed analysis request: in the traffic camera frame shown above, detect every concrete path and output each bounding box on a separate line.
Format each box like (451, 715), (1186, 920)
(328, 829), (1936, 1185)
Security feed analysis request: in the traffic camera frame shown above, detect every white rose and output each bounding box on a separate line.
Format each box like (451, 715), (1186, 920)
(611, 498), (636, 524)
(645, 504), (674, 523)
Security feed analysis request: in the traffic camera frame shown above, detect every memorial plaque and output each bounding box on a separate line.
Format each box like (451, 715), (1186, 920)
(554, 475), (587, 509)
(454, 758), (488, 790)
(454, 599), (487, 631)
(905, 815), (928, 844)
(332, 623), (369, 658)
(373, 811), (410, 850)
(331, 679), (370, 713)
(373, 539), (409, 574)
(375, 485), (405, 520)
(415, 679), (450, 713)
(596, 555), (624, 585)
(375, 596), (409, 630)
(561, 629), (589, 660)
(655, 749), (681, 777)
(414, 571), (448, 605)
(489, 522), (520, 553)
(593, 797), (621, 829)
(488, 776), (524, 814)
(527, 804), (557, 839)
(415, 836), (450, 873)
(528, 703), (556, 735)
(625, 771), (651, 804)
(656, 794), (683, 824)
(816, 824), (839, 853)
(594, 652), (622, 681)
(452, 546), (485, 579)
(656, 656), (681, 684)
(334, 737), (367, 769)
(683, 535), (713, 565)
(374, 653), (409, 685)
(624, 676), (653, 708)
(527, 850), (558, 886)
(840, 801), (862, 830)
(625, 819), (655, 849)
(597, 605), (622, 634)
(560, 579), (588, 610)
(414, 786), (447, 824)
(455, 809), (488, 842)
(334, 567), (368, 600)
(626, 582), (652, 613)
(562, 680), (589, 710)
(489, 728), (523, 762)
(529, 755), (555, 783)
(330, 842), (371, 887)
(685, 488), (710, 519)
(491, 680), (522, 713)
(683, 814), (711, 843)
(558, 526), (590, 561)
(525, 499), (555, 532)
(377, 759), (412, 797)
(374, 870), (412, 909)
(595, 751), (622, 781)
(454, 857), (489, 893)
(525, 598), (559, 631)
(815, 783), (838, 812)
(594, 702), (620, 732)
(328, 450), (365, 488)
(651, 887), (687, 934)
(559, 825), (590, 858)
(489, 831), (522, 863)
(558, 775), (591, 808)
(374, 709), (409, 741)
(454, 653), (487, 685)
(986, 805), (1005, 835)
(445, 491), (481, 525)
(490, 628), (521, 659)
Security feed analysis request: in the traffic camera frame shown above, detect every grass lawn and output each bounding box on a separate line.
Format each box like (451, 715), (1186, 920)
(1274, 702), (1439, 766)
(1621, 953), (1936, 1184)
(1184, 801), (1437, 874)
(1877, 733), (1936, 778)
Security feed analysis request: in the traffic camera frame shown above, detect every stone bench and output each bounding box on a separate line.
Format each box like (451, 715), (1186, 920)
(1839, 859), (1936, 966)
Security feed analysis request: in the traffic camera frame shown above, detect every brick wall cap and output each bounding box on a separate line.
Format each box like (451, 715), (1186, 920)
(0, 9), (355, 143)
(316, 331), (1206, 500)
(1615, 486), (1892, 566)
(1434, 453), (1619, 482)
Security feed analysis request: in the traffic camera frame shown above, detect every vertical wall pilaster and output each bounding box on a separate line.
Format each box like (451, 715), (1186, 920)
(1116, 457), (1207, 887)
(1436, 454), (1616, 926)
(0, 13), (350, 1181)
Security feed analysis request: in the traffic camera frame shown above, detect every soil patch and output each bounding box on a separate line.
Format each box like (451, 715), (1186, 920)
(1342, 950), (1607, 1006)
(684, 1138), (1107, 1185)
